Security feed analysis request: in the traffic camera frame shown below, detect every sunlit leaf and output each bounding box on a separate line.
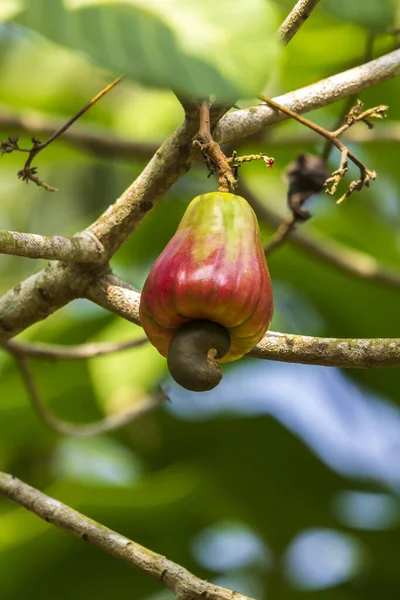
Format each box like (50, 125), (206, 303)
(88, 319), (167, 413)
(12, 0), (281, 100)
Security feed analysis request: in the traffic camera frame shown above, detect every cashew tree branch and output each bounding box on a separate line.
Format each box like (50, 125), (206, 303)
(0, 262), (102, 341)
(216, 49), (400, 144)
(84, 279), (400, 369)
(1, 52), (400, 343)
(278, 0), (321, 44)
(0, 472), (253, 600)
(0, 230), (105, 263)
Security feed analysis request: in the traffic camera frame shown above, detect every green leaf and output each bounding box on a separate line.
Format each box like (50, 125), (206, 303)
(322, 0), (396, 28)
(12, 0), (281, 100)
(88, 318), (167, 413)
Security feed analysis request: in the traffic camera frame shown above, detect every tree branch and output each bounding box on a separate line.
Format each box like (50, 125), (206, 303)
(0, 112), (159, 160)
(248, 332), (400, 367)
(0, 472), (253, 600)
(278, 0), (321, 45)
(85, 272), (142, 324)
(0, 262), (105, 343)
(3, 112), (400, 163)
(1, 53), (400, 342)
(6, 336), (148, 359)
(7, 347), (164, 437)
(86, 109), (201, 257)
(258, 96), (384, 203)
(83, 277), (400, 368)
(215, 49), (400, 144)
(263, 121), (400, 147)
(0, 230), (105, 263)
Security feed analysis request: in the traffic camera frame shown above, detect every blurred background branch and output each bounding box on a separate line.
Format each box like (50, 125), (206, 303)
(0, 472), (254, 600)
(7, 346), (165, 436)
(2, 113), (400, 164)
(6, 336), (148, 359)
(0, 112), (159, 159)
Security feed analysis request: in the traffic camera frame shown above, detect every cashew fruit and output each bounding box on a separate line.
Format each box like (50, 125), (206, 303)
(139, 192), (273, 373)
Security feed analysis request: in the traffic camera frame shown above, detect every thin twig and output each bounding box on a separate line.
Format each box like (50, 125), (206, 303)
(1, 76), (124, 191)
(321, 95), (355, 162)
(5, 337), (148, 359)
(278, 0), (321, 44)
(193, 100), (237, 192)
(332, 101), (387, 137)
(35, 77), (124, 154)
(0, 472), (254, 600)
(258, 95), (365, 169)
(9, 349), (163, 437)
(0, 112), (159, 159)
(259, 95), (384, 203)
(264, 216), (297, 254)
(264, 120), (400, 147)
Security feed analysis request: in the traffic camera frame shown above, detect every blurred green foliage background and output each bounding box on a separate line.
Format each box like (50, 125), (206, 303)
(1, 1), (400, 599)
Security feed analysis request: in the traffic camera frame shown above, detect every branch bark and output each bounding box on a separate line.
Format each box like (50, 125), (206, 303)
(0, 230), (105, 263)
(0, 262), (103, 342)
(215, 49), (400, 144)
(83, 279), (400, 368)
(85, 272), (142, 324)
(86, 108), (201, 257)
(1, 52), (400, 343)
(0, 472), (253, 600)
(278, 0), (321, 44)
(6, 336), (147, 359)
(248, 332), (400, 367)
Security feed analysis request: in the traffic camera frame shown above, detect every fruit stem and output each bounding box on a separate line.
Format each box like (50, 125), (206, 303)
(193, 100), (237, 193)
(167, 320), (231, 392)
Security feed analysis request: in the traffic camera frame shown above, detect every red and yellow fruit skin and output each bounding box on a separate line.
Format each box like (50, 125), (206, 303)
(139, 192), (273, 362)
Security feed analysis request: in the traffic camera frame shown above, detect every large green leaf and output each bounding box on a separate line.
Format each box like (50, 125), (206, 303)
(11, 0), (280, 100)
